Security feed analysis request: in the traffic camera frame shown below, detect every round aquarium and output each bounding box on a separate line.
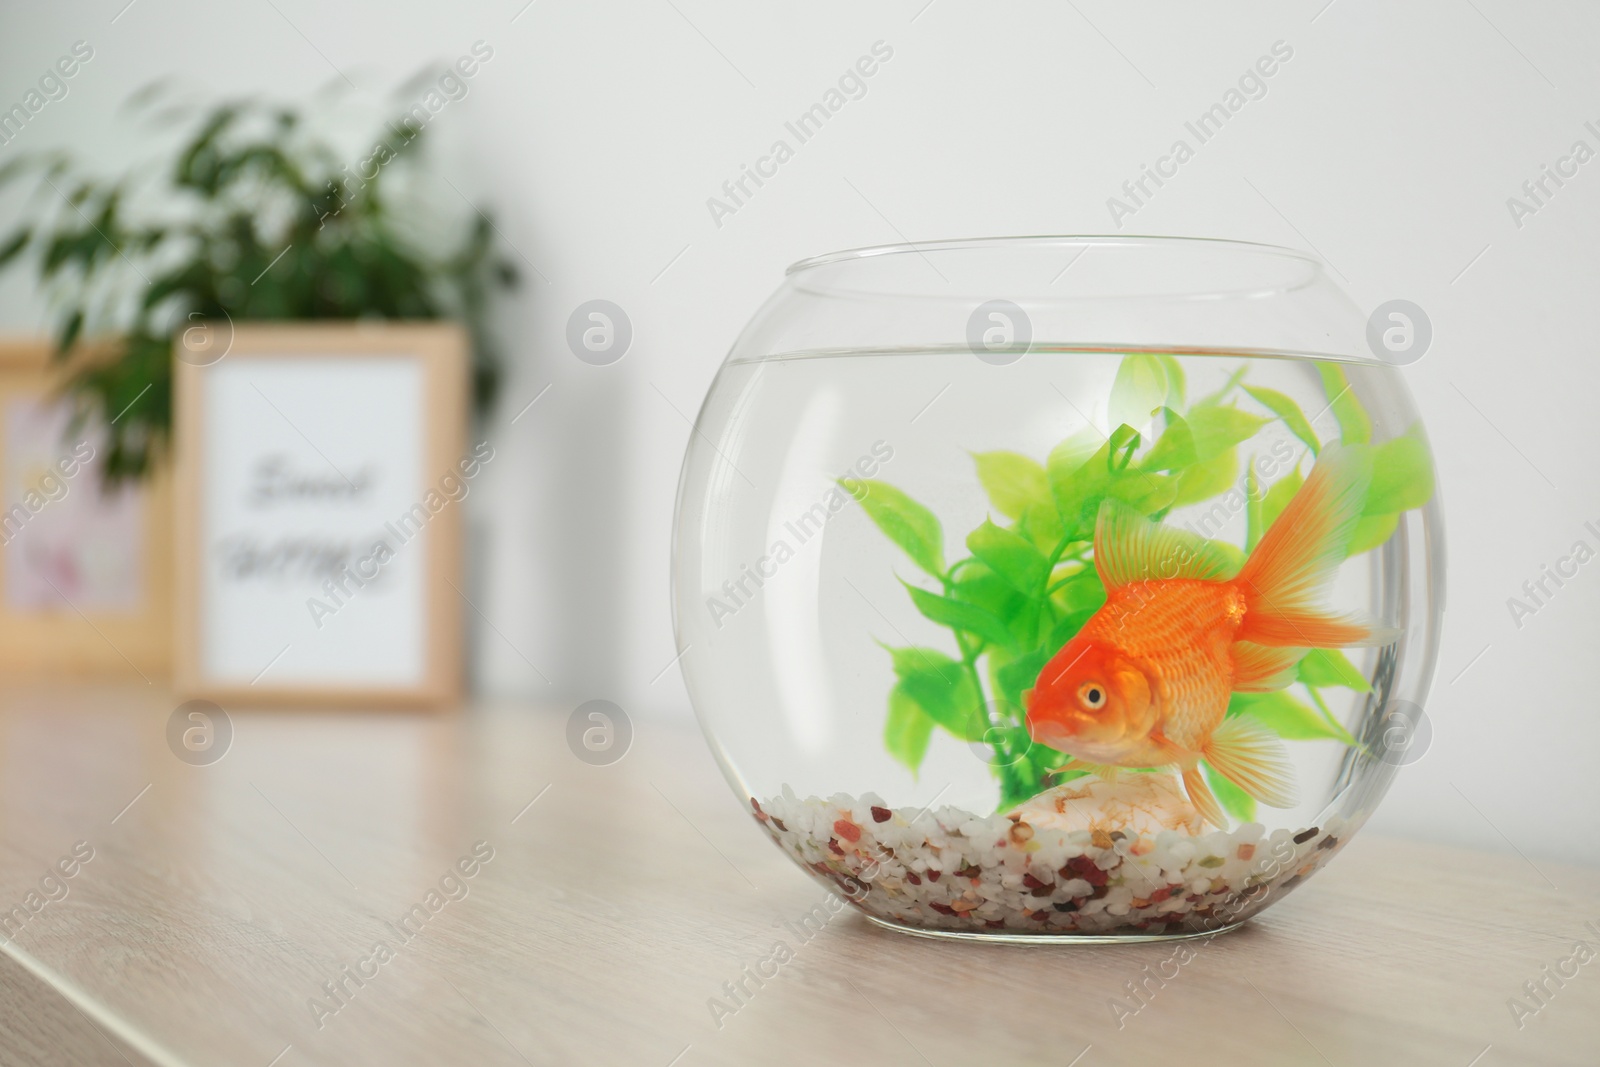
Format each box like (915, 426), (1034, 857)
(672, 236), (1442, 942)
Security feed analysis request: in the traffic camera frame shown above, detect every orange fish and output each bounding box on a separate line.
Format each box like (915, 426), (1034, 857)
(1025, 445), (1394, 829)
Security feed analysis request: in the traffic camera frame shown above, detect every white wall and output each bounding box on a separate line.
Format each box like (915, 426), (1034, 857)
(2, 0), (1596, 864)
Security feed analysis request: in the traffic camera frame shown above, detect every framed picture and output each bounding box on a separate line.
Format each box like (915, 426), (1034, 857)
(174, 323), (469, 708)
(0, 340), (172, 678)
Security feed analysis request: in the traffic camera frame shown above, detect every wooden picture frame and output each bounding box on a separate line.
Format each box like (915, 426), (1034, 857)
(0, 339), (172, 679)
(174, 322), (468, 708)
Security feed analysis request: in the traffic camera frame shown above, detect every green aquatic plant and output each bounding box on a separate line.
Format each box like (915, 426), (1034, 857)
(849, 355), (1435, 813)
(0, 93), (518, 482)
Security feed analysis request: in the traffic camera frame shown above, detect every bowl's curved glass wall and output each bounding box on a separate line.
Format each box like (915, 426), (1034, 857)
(673, 237), (1442, 941)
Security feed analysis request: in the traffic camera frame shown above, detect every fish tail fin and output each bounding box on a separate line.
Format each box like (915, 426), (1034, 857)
(1181, 764), (1228, 830)
(1234, 444), (1396, 648)
(1203, 715), (1298, 809)
(1230, 642), (1307, 692)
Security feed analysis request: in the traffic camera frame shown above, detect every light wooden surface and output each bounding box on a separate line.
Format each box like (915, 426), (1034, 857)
(0, 683), (1595, 1067)
(0, 950), (153, 1067)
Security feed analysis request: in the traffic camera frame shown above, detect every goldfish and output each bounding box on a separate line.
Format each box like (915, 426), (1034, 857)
(1025, 444), (1394, 829)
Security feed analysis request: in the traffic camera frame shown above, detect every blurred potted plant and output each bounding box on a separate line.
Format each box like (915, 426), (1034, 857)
(0, 90), (518, 481)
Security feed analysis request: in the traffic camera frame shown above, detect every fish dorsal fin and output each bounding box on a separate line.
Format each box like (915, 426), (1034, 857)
(1093, 498), (1236, 591)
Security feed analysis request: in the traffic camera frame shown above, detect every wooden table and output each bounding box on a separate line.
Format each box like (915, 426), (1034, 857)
(0, 683), (1594, 1067)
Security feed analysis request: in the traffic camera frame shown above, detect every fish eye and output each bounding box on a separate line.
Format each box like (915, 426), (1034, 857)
(1078, 682), (1106, 710)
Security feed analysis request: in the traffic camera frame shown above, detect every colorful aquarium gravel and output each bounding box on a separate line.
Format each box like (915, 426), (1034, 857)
(753, 787), (1350, 937)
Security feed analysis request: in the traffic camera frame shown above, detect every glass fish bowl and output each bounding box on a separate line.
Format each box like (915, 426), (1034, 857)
(671, 236), (1443, 943)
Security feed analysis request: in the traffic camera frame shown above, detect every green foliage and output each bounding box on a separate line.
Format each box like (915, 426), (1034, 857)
(1347, 513), (1400, 556)
(1170, 446), (1238, 508)
(1314, 374), (1433, 557)
(972, 450), (1049, 520)
(1259, 467), (1303, 534)
(1244, 462), (1265, 555)
(1108, 352), (1171, 428)
(1144, 405), (1268, 471)
(1364, 428), (1434, 514)
(903, 584), (1014, 648)
(853, 479), (945, 578)
(0, 94), (518, 482)
(1297, 648), (1371, 692)
(1229, 691), (1358, 746)
(966, 520), (1049, 594)
(884, 685), (935, 773)
(884, 646), (985, 741)
(855, 354), (1436, 813)
(1242, 384), (1320, 456)
(1315, 363), (1371, 445)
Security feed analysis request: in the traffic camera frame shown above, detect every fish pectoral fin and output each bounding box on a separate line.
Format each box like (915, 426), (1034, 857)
(1203, 715), (1299, 809)
(1181, 765), (1228, 830)
(1052, 758), (1122, 782)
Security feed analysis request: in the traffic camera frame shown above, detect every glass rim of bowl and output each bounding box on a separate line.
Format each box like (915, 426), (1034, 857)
(756, 234), (1384, 364)
(787, 233), (1322, 277)
(782, 233), (1343, 307)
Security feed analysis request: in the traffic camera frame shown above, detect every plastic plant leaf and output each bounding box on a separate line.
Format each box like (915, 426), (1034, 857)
(1141, 408), (1199, 471)
(1363, 430), (1433, 515)
(1107, 423), (1142, 465)
(884, 683), (935, 774)
(1243, 384), (1320, 456)
(996, 646), (1053, 704)
(1045, 427), (1103, 495)
(1047, 604), (1101, 651)
(992, 646), (1056, 729)
(1018, 500), (1065, 553)
(1046, 557), (1089, 584)
(967, 520), (1050, 596)
(1170, 446), (1238, 508)
(1298, 649), (1371, 692)
(1208, 540), (1247, 576)
(1244, 463), (1264, 554)
(1193, 366), (1248, 410)
(903, 583), (1016, 650)
(1259, 467), (1303, 535)
(1108, 468), (1179, 517)
(950, 561), (1025, 622)
(1204, 762), (1257, 823)
(972, 451), (1050, 521)
(960, 569), (1038, 649)
(1155, 353), (1187, 408)
(1231, 691), (1358, 745)
(1346, 512), (1399, 556)
(1183, 404), (1270, 463)
(886, 647), (986, 741)
(850, 479), (945, 578)
(1316, 364), (1372, 446)
(1050, 438), (1117, 540)
(1305, 687), (1360, 747)
(997, 764), (1047, 812)
(1109, 353), (1169, 431)
(1050, 571), (1107, 619)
